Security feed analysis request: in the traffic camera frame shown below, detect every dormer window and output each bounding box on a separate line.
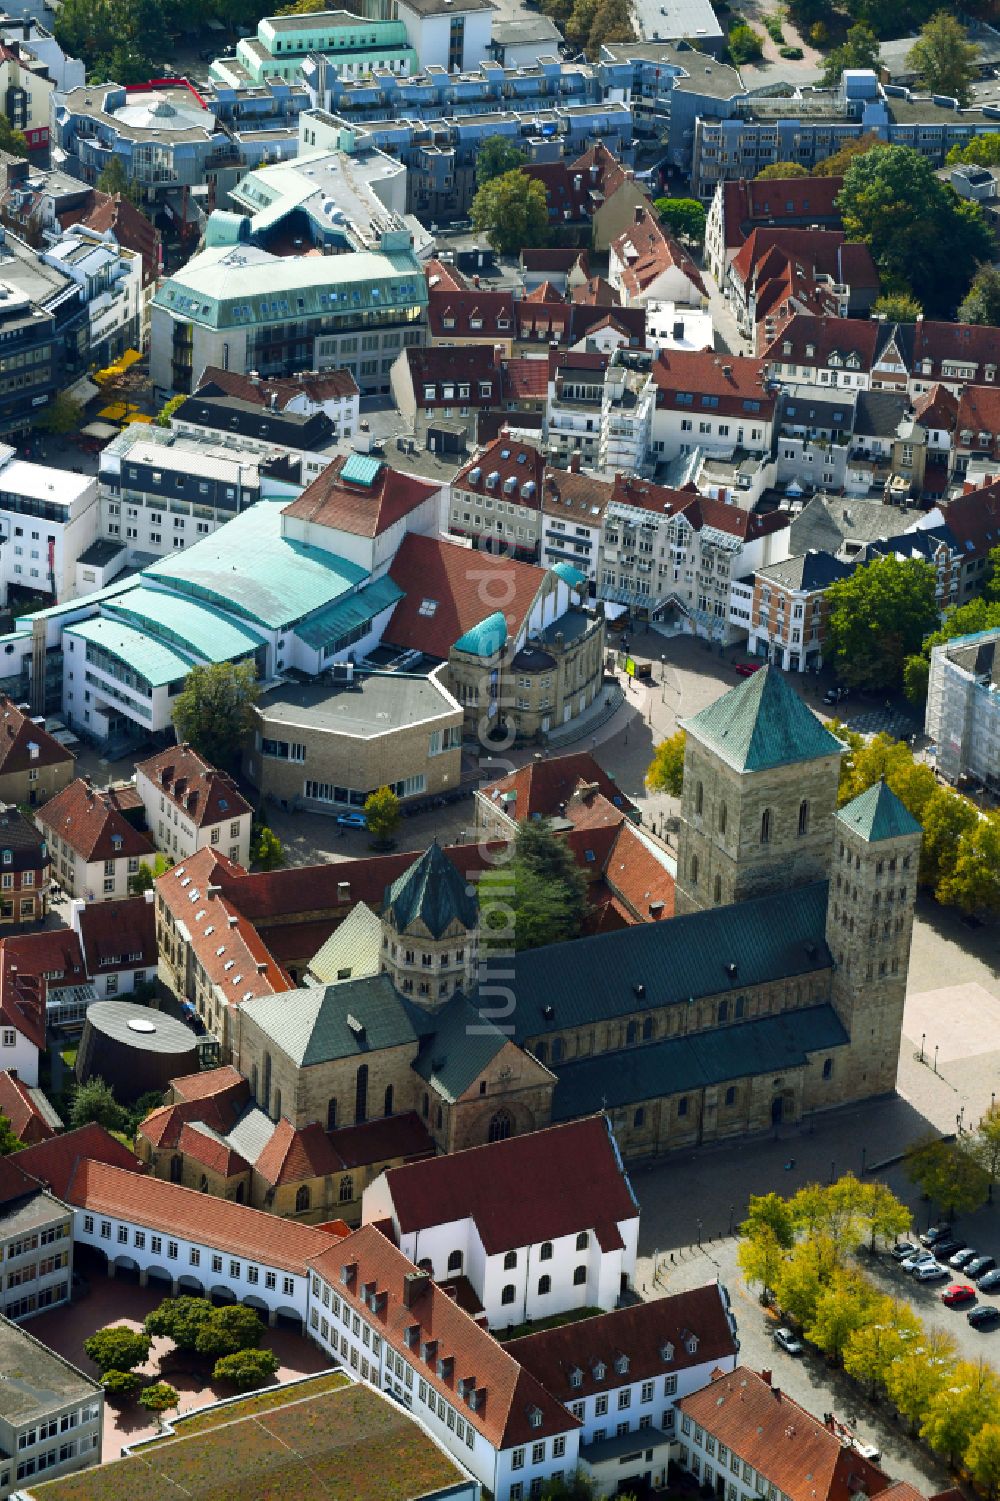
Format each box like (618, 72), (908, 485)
(614, 1354), (629, 1375)
(569, 1367), (583, 1389)
(592, 1361), (606, 1381)
(685, 1334), (699, 1354)
(528, 1405), (543, 1429)
(660, 1341), (674, 1363)
(1, 849), (10, 865)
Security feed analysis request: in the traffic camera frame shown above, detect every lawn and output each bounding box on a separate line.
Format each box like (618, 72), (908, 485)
(163, 1370), (349, 1439)
(500, 1305), (604, 1342)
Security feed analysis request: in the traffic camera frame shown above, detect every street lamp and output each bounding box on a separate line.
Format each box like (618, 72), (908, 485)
(919, 1032), (925, 1064)
(728, 1203), (735, 1236)
(934, 1043), (939, 1075)
(697, 1218), (703, 1248)
(660, 655), (667, 704)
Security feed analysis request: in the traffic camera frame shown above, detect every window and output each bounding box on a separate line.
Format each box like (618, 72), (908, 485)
(504, 1250), (517, 1270)
(355, 1063), (368, 1124)
(760, 808), (771, 845)
(798, 800), (809, 836)
(695, 781), (703, 815)
(447, 1250), (463, 1273)
(576, 1231), (588, 1251)
(296, 1185), (310, 1213)
(573, 1265), (586, 1285)
(634, 1107), (645, 1128)
(538, 1274), (551, 1295)
(489, 1109), (513, 1142)
(822, 1057), (833, 1079)
(540, 1241), (553, 1261)
(502, 1284), (516, 1305)
(339, 1174), (354, 1203)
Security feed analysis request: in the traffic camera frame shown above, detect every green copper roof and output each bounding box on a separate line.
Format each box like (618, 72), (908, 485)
(383, 842), (478, 939)
(550, 561), (588, 589)
(453, 610), (507, 658)
(240, 973), (419, 1065)
(104, 586), (264, 665)
(407, 992), (509, 1104)
(685, 666), (843, 772)
(294, 574), (403, 652)
(340, 453), (382, 488)
(836, 780), (922, 843)
(66, 615), (193, 689)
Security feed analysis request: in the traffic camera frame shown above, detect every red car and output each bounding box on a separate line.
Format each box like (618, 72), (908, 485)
(735, 662), (764, 677)
(942, 1284), (977, 1306)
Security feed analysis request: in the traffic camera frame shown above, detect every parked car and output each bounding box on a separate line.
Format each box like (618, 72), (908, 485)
(942, 1284), (977, 1306)
(920, 1225), (953, 1247)
(933, 1239), (966, 1260)
(968, 1306), (1000, 1330)
(902, 1250), (938, 1272)
(967, 1256), (997, 1278)
(891, 1241), (920, 1261)
(773, 1327), (803, 1355)
(950, 1247), (979, 1269)
(823, 686), (849, 705)
(735, 662), (763, 677)
(913, 1262), (949, 1282)
(336, 811), (368, 829)
(977, 1269), (1000, 1292)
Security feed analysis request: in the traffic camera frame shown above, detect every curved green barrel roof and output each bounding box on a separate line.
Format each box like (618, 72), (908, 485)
(453, 610), (507, 658)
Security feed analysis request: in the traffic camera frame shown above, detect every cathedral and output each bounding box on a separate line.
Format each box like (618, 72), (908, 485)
(144, 666), (922, 1220)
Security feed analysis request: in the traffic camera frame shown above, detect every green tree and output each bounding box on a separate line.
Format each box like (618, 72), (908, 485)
(813, 133), (883, 177)
(471, 169), (549, 256)
(129, 851), (172, 893)
(250, 824), (284, 871)
(172, 661), (259, 772)
(95, 153), (142, 206)
(35, 393), (83, 436)
(959, 264), (1000, 327)
(364, 785), (401, 843)
(646, 729), (685, 796)
(825, 555), (938, 691)
(0, 116), (27, 157)
(902, 652), (930, 706)
(144, 1296), (215, 1351)
(0, 1110), (25, 1155)
(905, 597), (1000, 707)
(918, 787), (978, 891)
(584, 0), (634, 52)
(742, 1190), (796, 1248)
(193, 1304), (264, 1360)
(884, 1327), (956, 1428)
(480, 818), (587, 952)
(937, 813), (1000, 915)
(985, 544), (1000, 604)
(842, 1295), (920, 1396)
(755, 161), (810, 181)
(653, 198), (706, 244)
(905, 1135), (990, 1219)
(805, 1269), (878, 1361)
(84, 1325), (152, 1372)
(967, 1423), (1000, 1498)
(872, 291), (923, 322)
(857, 1179), (911, 1251)
(737, 1224), (787, 1303)
(212, 1348), (280, 1391)
(907, 12), (978, 106)
(155, 394), (185, 428)
(837, 144), (994, 316)
(774, 1237), (825, 1327)
(948, 134), (1000, 168)
(101, 1368), (143, 1399)
(728, 22), (764, 62)
(972, 1103), (1000, 1202)
(138, 1381), (179, 1422)
(69, 1076), (128, 1132)
(278, 0), (328, 12)
(475, 135), (528, 189)
(821, 22), (879, 83)
(921, 1361), (1000, 1466)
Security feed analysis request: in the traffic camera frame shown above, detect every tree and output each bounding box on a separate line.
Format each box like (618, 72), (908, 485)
(813, 134), (883, 177)
(837, 145), (994, 316)
(902, 652), (930, 707)
(805, 1269), (878, 1361)
(101, 1369), (143, 1399)
(193, 1304), (264, 1360)
(822, 22), (879, 84)
(918, 787), (978, 891)
(212, 1348), (280, 1391)
(727, 23), (763, 63)
(972, 1103), (1000, 1201)
(905, 1135), (990, 1219)
(84, 1325), (152, 1372)
(967, 1424), (1000, 1498)
(0, 1110), (25, 1155)
(144, 1296), (215, 1351)
(907, 12), (978, 106)
(653, 198), (706, 244)
(155, 394), (185, 428)
(825, 555), (938, 691)
(69, 1076), (128, 1132)
(884, 1327), (956, 1428)
(742, 1190), (796, 1248)
(774, 1237), (825, 1327)
(584, 0), (634, 52)
(872, 292), (923, 322)
(278, 0), (328, 12)
(138, 1381), (179, 1423)
(905, 597), (1000, 707)
(475, 135), (528, 189)
(250, 824), (284, 871)
(95, 154), (142, 206)
(921, 1360), (1000, 1466)
(471, 170), (549, 256)
(857, 1179), (911, 1251)
(479, 818), (588, 952)
(172, 661), (259, 773)
(937, 813), (1000, 915)
(0, 116), (26, 157)
(842, 1295), (920, 1396)
(129, 851), (172, 893)
(646, 730), (685, 796)
(985, 544), (1000, 604)
(364, 786), (401, 843)
(959, 263), (1000, 327)
(35, 393), (83, 436)
(737, 1223), (786, 1303)
(756, 162), (810, 181)
(948, 134), (1000, 169)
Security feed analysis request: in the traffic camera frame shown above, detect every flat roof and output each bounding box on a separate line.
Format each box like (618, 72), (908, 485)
(0, 1313), (100, 1428)
(0, 456), (92, 507)
(0, 1188), (68, 1238)
(257, 669), (459, 740)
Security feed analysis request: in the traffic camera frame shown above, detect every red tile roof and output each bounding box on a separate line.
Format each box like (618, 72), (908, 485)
(67, 1158), (337, 1273)
(311, 1223), (578, 1448)
(12, 1123), (144, 1199)
(75, 192), (159, 286)
(541, 466), (613, 519)
(680, 1368), (890, 1501)
(731, 228), (877, 298)
(428, 287), (515, 340)
(386, 534), (545, 660)
(760, 312), (879, 372)
(571, 275), (619, 306)
(397, 343), (503, 410)
(940, 478), (1000, 557)
(652, 349), (776, 420)
(140, 1085), (249, 1151)
(480, 751), (636, 823)
(912, 382), (958, 431)
(177, 1120), (249, 1178)
(720, 177), (843, 251)
(425, 258), (468, 291)
(613, 207), (707, 300)
(505, 1282), (737, 1396)
(378, 1115), (637, 1255)
(76, 895), (156, 975)
(0, 696), (74, 778)
(612, 475), (790, 544)
(604, 821), (674, 921)
(502, 357), (549, 402)
(329, 1111), (436, 1170)
(169, 1063), (247, 1104)
(956, 383), (1000, 461)
(37, 778), (155, 863)
(255, 1117), (344, 1186)
(523, 280), (565, 305)
(283, 455), (440, 539)
(0, 1070), (59, 1145)
(136, 744), (251, 829)
(453, 434), (546, 509)
(197, 365), (359, 407)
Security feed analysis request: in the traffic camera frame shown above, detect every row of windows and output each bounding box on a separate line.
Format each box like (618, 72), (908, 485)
(81, 1216), (294, 1295)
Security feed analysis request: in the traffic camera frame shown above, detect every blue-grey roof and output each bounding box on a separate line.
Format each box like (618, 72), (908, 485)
(684, 666), (843, 772)
(294, 575), (404, 653)
(407, 992), (510, 1103)
(475, 882), (831, 1045)
(836, 780), (922, 843)
(453, 610), (508, 658)
(552, 1005), (848, 1118)
(383, 842), (479, 939)
(104, 585), (264, 664)
(240, 974), (420, 1065)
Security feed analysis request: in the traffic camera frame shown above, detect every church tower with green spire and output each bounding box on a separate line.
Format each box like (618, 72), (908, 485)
(380, 841), (480, 1006)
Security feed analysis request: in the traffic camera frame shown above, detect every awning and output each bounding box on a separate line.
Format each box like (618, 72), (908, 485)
(80, 421), (119, 441)
(603, 601), (629, 620)
(66, 375), (100, 405)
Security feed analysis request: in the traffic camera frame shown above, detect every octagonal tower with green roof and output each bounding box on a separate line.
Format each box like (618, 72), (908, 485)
(675, 666), (845, 915)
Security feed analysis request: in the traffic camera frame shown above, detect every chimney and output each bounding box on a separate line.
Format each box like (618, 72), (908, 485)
(207, 884), (222, 899)
(337, 881), (351, 902)
(403, 1269), (430, 1308)
(570, 449), (582, 474)
(761, 1369), (773, 1387)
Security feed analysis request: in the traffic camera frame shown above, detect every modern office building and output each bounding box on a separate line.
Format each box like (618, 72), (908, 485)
(210, 10), (418, 90)
(0, 1312), (100, 1497)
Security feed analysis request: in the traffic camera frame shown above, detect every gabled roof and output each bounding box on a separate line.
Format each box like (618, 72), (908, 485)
(169, 1062), (246, 1104)
(612, 207), (707, 299)
(836, 780), (922, 843)
(480, 751), (636, 823)
(386, 534), (545, 661)
(427, 286), (515, 339)
(939, 478), (1000, 557)
(0, 1070), (61, 1145)
(453, 433), (545, 508)
(408, 991), (512, 1105)
(0, 696), (74, 777)
(761, 312), (880, 372)
(240, 974), (420, 1068)
(73, 191), (159, 286)
(137, 744), (251, 829)
(11, 1122), (143, 1199)
(76, 895), (156, 975)
(684, 665), (843, 773)
(506, 1281), (736, 1394)
(383, 841), (478, 939)
(177, 1120), (249, 1178)
(720, 177), (843, 249)
(603, 820), (675, 922)
(956, 382), (1000, 458)
(282, 455), (439, 539)
(542, 466), (613, 519)
(502, 357), (549, 402)
(912, 381), (958, 432)
(254, 1117), (343, 1186)
(197, 364), (359, 406)
(36, 778), (155, 864)
(651, 348), (776, 419)
(0, 806), (50, 875)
